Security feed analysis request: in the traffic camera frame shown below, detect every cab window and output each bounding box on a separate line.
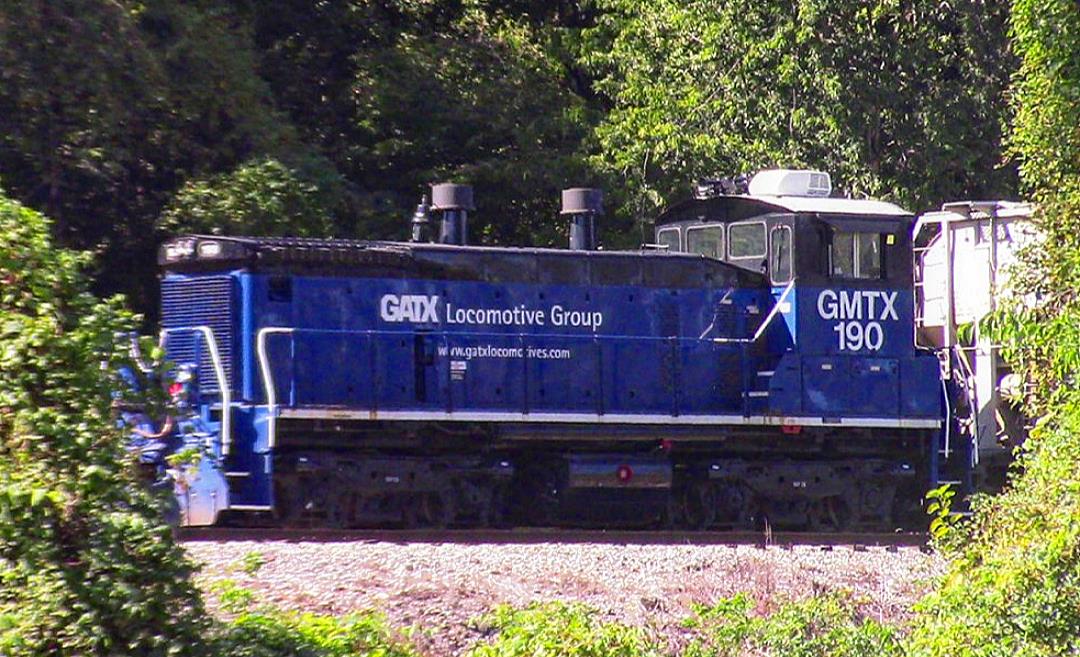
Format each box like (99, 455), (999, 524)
(769, 226), (793, 283)
(687, 225), (725, 259)
(829, 230), (882, 279)
(656, 227), (681, 252)
(728, 222), (767, 259)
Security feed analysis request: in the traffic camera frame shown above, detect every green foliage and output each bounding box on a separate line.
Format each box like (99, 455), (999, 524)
(467, 601), (662, 657)
(0, 1), (608, 313)
(908, 398), (1080, 657)
(336, 6), (601, 246)
(0, 0), (302, 311)
(984, 0), (1080, 415)
(683, 593), (901, 657)
(0, 0), (1027, 309)
(0, 191), (208, 655)
(159, 158), (337, 237)
(908, 7), (1080, 655)
(209, 579), (417, 657)
(210, 579), (259, 615)
(240, 550), (267, 577)
(219, 610), (417, 657)
(586, 0), (1017, 219)
(924, 483), (961, 546)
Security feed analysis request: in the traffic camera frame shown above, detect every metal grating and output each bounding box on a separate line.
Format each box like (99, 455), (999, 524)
(161, 275), (235, 395)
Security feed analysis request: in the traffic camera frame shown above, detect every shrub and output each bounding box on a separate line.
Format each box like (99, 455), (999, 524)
(0, 191), (208, 655)
(467, 601), (662, 657)
(905, 2), (1080, 655)
(683, 593), (901, 657)
(217, 610), (418, 657)
(906, 397), (1080, 657)
(208, 578), (416, 657)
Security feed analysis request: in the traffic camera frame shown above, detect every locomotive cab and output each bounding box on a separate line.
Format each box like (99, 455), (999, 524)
(654, 170), (940, 423)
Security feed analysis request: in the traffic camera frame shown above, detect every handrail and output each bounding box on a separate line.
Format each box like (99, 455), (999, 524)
(951, 344), (980, 466)
(940, 376), (952, 461)
(712, 279), (796, 345)
(126, 331), (152, 373)
(252, 326), (771, 343)
(256, 327), (295, 450)
(159, 326), (232, 456)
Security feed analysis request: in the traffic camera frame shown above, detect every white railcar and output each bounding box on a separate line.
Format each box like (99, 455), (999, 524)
(914, 201), (1035, 487)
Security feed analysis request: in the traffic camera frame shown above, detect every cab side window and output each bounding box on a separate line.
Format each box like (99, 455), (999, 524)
(687, 225), (725, 259)
(657, 227), (681, 252)
(728, 222), (767, 260)
(769, 226), (793, 283)
(829, 229), (882, 279)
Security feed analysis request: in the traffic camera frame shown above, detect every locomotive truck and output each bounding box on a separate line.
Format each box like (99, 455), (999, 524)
(146, 169), (980, 530)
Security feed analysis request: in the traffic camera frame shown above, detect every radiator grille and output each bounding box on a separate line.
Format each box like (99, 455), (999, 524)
(160, 275), (235, 395)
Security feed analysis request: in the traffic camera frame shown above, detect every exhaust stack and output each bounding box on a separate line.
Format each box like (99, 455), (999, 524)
(431, 183), (474, 246)
(562, 188), (603, 251)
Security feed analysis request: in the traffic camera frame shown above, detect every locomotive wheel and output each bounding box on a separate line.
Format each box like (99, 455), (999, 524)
(273, 477), (305, 527)
(716, 483), (755, 529)
(487, 483), (512, 528)
(808, 495), (854, 532)
(414, 489), (456, 528)
(680, 481), (717, 530)
(455, 478), (493, 527)
(324, 487), (357, 529)
(516, 464), (562, 526)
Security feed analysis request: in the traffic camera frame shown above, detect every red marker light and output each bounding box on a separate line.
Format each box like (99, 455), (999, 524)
(616, 464), (633, 483)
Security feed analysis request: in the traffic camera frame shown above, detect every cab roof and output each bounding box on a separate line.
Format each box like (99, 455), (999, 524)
(656, 194), (911, 227)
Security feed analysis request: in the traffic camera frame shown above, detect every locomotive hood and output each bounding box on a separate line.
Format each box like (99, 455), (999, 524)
(158, 234), (770, 290)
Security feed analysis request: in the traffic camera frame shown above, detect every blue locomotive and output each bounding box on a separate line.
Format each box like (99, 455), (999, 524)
(151, 169), (958, 530)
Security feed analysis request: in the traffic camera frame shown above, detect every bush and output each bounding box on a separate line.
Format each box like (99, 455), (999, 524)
(906, 2), (1080, 655)
(467, 601), (662, 657)
(0, 191), (208, 655)
(683, 593), (901, 657)
(204, 575), (416, 657)
(217, 610), (417, 657)
(907, 398), (1080, 657)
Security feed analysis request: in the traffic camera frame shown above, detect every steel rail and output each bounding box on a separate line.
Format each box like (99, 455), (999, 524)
(177, 526), (929, 548)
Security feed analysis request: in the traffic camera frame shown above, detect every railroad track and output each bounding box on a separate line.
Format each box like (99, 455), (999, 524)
(177, 526), (929, 548)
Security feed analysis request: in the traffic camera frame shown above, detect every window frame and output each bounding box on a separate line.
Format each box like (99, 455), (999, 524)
(769, 225), (793, 284)
(656, 226), (682, 252)
(686, 223), (726, 260)
(827, 228), (883, 280)
(727, 220), (768, 260)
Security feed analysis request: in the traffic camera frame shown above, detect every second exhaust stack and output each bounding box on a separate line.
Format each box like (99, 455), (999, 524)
(562, 188), (603, 250)
(431, 183), (474, 246)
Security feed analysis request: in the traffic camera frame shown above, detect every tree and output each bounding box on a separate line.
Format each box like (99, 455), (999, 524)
(907, 2), (1080, 655)
(586, 0), (1017, 220)
(0, 191), (208, 655)
(0, 0), (305, 313)
(159, 158), (339, 237)
(993, 0), (1080, 411)
(244, 2), (604, 247)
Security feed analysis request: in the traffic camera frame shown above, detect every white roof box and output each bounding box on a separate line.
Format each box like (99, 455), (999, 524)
(748, 169), (832, 198)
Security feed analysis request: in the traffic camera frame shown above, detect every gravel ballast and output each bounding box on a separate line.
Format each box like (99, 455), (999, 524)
(185, 539), (942, 655)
